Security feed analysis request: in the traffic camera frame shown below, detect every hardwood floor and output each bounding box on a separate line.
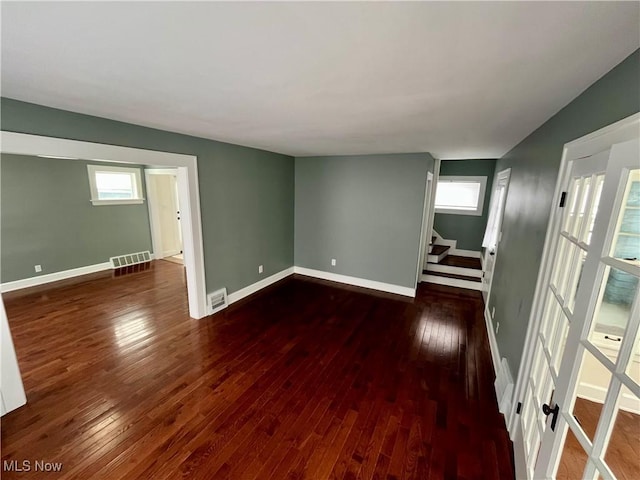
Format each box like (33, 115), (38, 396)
(438, 256), (482, 270)
(1, 261), (513, 479)
(557, 397), (640, 479)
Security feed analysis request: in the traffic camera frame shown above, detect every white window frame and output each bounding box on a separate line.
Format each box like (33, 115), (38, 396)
(87, 164), (144, 205)
(434, 175), (487, 216)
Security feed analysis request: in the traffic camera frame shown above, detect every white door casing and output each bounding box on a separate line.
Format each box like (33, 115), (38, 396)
(416, 171), (434, 286)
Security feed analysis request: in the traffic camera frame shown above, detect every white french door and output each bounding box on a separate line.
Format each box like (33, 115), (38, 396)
(519, 131), (640, 479)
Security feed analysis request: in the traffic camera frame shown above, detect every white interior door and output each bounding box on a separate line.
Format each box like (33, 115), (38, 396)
(518, 135), (640, 479)
(146, 170), (182, 259)
(417, 172), (434, 282)
(482, 168), (511, 303)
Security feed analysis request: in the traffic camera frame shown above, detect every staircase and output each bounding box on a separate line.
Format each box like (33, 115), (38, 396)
(423, 236), (484, 291)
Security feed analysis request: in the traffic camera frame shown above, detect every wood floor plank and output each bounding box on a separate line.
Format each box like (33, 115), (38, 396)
(1, 262), (514, 479)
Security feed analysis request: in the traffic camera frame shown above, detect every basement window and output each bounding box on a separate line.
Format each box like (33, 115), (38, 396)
(87, 165), (144, 205)
(434, 176), (487, 216)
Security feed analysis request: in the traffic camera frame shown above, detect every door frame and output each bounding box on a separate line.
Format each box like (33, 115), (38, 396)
(0, 132), (208, 320)
(508, 112), (640, 478)
(145, 168), (182, 259)
(482, 167), (511, 304)
(415, 171), (434, 287)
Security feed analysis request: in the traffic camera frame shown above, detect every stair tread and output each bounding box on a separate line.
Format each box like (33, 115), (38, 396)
(423, 270), (482, 282)
(439, 255), (482, 270)
(430, 245), (450, 256)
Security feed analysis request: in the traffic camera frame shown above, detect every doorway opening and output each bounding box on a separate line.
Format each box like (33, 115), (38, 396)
(0, 132), (207, 320)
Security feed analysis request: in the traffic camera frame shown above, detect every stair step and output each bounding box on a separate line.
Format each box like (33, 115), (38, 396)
(439, 255), (482, 270)
(430, 245), (449, 256)
(423, 270), (482, 283)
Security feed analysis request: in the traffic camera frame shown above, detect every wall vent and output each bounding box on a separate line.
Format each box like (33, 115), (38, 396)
(110, 251), (151, 269)
(207, 288), (228, 315)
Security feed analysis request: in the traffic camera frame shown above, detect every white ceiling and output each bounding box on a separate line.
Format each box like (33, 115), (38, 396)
(1, 2), (638, 159)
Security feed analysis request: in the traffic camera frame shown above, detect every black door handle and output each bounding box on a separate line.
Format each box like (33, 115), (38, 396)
(542, 403), (560, 431)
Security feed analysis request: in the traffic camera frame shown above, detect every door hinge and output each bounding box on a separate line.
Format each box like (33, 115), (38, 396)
(516, 401), (522, 414)
(559, 191), (567, 208)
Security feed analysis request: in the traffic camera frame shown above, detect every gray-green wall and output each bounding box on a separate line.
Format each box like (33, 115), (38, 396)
(0, 98), (295, 295)
(433, 159), (496, 251)
(490, 49), (640, 377)
(1, 155), (153, 282)
(295, 153), (434, 289)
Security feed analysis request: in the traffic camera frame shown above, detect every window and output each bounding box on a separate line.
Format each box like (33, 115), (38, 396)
(87, 165), (144, 205)
(434, 176), (487, 216)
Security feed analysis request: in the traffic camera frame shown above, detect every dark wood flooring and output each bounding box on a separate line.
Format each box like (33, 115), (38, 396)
(1, 261), (513, 479)
(439, 256), (482, 270)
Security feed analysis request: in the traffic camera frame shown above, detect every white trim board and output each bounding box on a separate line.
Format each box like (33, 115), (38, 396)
(1, 262), (112, 293)
(294, 267), (416, 297)
(227, 267), (294, 305)
(484, 305), (501, 373)
(449, 248), (481, 259)
(421, 274), (483, 292)
(426, 263), (483, 279)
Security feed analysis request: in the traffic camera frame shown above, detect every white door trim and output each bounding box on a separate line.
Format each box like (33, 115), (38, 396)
(0, 131), (208, 320)
(416, 171), (434, 287)
(508, 112), (640, 477)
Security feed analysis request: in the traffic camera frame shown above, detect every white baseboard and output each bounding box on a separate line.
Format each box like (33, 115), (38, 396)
(484, 306), (501, 374)
(484, 306), (514, 418)
(1, 262), (112, 292)
(227, 267), (294, 305)
(512, 421), (529, 479)
(577, 382), (640, 414)
(495, 358), (514, 416)
(426, 263), (483, 278)
(422, 274), (483, 291)
(294, 267), (415, 297)
(450, 248), (482, 258)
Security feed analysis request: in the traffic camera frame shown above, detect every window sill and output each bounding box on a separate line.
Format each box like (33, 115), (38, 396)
(90, 199), (145, 206)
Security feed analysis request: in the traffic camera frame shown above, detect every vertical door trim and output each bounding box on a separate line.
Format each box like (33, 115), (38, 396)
(483, 167), (511, 305)
(415, 171), (434, 287)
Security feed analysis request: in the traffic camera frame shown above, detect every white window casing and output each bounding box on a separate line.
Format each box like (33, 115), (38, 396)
(434, 175), (487, 216)
(87, 164), (144, 205)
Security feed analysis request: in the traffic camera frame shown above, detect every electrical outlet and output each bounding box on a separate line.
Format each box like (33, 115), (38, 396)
(34, 265), (42, 273)
(491, 306), (495, 318)
(331, 258), (337, 267)
(496, 322), (500, 334)
(258, 265), (263, 274)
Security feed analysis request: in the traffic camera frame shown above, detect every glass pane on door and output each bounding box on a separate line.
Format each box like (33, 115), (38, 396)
(570, 348), (613, 443)
(587, 265), (638, 365)
(556, 427), (589, 480)
(602, 384), (640, 479)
